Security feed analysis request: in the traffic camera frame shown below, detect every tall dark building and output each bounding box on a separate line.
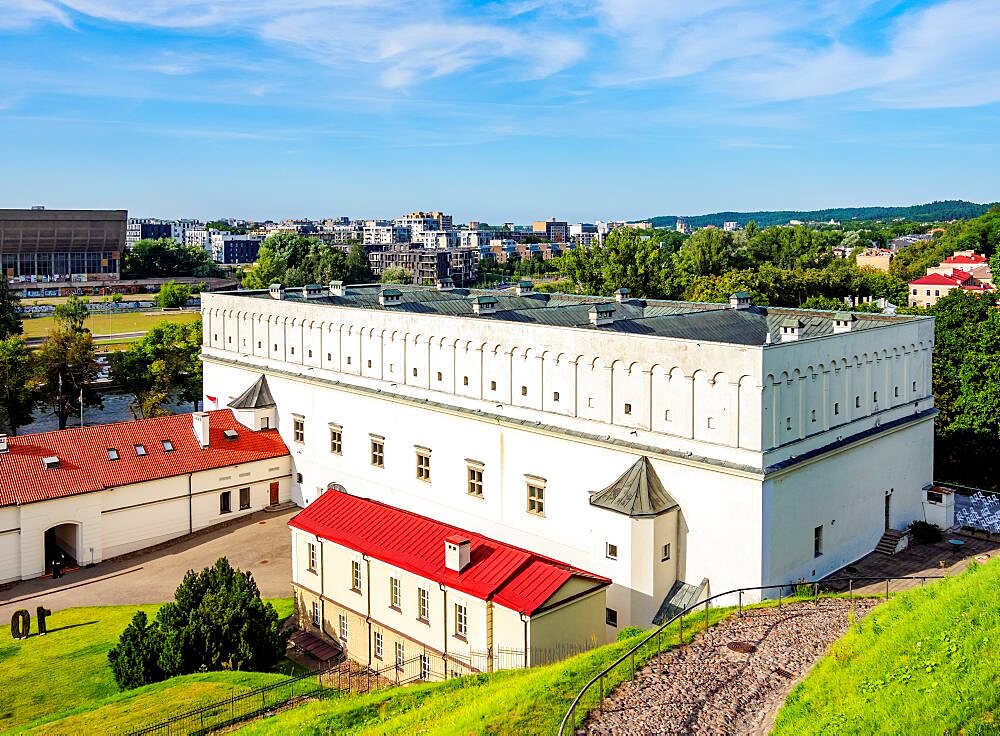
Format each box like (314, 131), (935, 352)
(0, 208), (127, 281)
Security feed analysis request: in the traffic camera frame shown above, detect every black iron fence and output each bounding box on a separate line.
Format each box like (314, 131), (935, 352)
(558, 574), (944, 736)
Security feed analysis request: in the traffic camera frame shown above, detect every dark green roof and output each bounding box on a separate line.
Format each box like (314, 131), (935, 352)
(589, 457), (679, 518)
(228, 375), (276, 409)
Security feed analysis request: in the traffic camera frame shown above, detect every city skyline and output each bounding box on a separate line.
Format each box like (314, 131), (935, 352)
(0, 0), (997, 221)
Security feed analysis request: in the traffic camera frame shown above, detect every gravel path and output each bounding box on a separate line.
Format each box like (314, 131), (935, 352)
(583, 598), (879, 736)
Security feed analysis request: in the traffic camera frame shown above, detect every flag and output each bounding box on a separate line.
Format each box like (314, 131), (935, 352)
(206, 395), (217, 405)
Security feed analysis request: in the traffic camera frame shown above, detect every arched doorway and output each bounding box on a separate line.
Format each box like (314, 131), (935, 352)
(44, 522), (82, 577)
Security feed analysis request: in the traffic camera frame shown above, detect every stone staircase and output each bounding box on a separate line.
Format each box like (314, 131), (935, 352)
(265, 501), (298, 513)
(875, 528), (907, 555)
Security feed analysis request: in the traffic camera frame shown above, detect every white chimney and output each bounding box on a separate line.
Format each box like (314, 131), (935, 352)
(832, 312), (856, 334)
(0, 434), (7, 453)
(730, 291), (751, 310)
(379, 288), (403, 307)
(329, 280), (345, 297)
(192, 411), (210, 448)
(472, 295), (498, 315)
(614, 287), (631, 303)
(780, 318), (803, 342)
(589, 303), (615, 327)
(515, 280), (534, 296)
(268, 284), (284, 300)
(436, 277), (454, 291)
(445, 535), (472, 572)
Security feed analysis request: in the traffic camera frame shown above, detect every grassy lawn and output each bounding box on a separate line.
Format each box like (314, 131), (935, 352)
(773, 560), (1000, 735)
(21, 310), (200, 339)
(21, 295), (158, 306)
(0, 599), (293, 733)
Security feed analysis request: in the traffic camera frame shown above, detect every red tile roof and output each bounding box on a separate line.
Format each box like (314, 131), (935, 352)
(943, 253), (987, 264)
(0, 410), (289, 507)
(909, 273), (964, 286)
(289, 491), (610, 615)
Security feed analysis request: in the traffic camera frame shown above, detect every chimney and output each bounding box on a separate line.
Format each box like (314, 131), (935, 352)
(832, 312), (856, 334)
(730, 291), (751, 310)
(471, 295), (498, 315)
(780, 317), (803, 342)
(0, 434), (7, 453)
(515, 280), (534, 296)
(302, 284), (325, 299)
(445, 535), (472, 572)
(589, 303), (615, 327)
(268, 284), (284, 300)
(329, 280), (345, 297)
(379, 287), (403, 307)
(192, 411), (210, 448)
(436, 277), (454, 291)
(614, 287), (631, 303)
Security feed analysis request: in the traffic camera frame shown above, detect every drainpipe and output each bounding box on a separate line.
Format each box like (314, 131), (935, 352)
(439, 583), (448, 677)
(486, 601), (494, 673)
(187, 473), (193, 534)
(364, 554), (372, 667)
(317, 535), (330, 640)
(520, 613), (529, 669)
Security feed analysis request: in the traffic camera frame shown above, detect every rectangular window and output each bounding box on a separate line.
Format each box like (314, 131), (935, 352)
(553, 391), (560, 402)
(810, 409), (817, 423)
(135, 444), (147, 457)
(162, 439), (174, 452)
(307, 543), (317, 573)
(219, 491), (231, 514)
(395, 642), (405, 670)
(521, 385), (528, 396)
(463, 376), (469, 386)
(873, 391), (878, 402)
(455, 603), (468, 638)
(420, 653), (430, 681)
(374, 631), (383, 659)
(371, 439), (384, 467)
(417, 588), (430, 622)
(367, 359), (372, 368)
(624, 403), (632, 415)
(490, 380), (497, 391)
(351, 560), (362, 592)
(107, 448), (119, 460)
(293, 416), (305, 444)
(390, 576), (401, 609)
(239, 487), (251, 510)
(661, 543), (671, 561)
(437, 371), (443, 381)
(785, 417), (792, 431)
(913, 381), (918, 392)
(339, 614), (348, 642)
(606, 542), (618, 560)
(527, 484), (545, 516)
(606, 608), (618, 627)
(413, 367), (418, 377)
(311, 601), (320, 627)
(894, 386), (900, 398)
(467, 466), (483, 497)
(416, 451), (431, 482)
(855, 396), (861, 408)
(834, 402), (840, 415)
(330, 426), (342, 455)
(260, 416), (269, 429)
(814, 525), (824, 558)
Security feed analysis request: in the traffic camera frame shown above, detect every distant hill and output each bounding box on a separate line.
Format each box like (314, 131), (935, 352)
(647, 200), (997, 229)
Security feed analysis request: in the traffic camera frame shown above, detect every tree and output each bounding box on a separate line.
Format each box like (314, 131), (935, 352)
(123, 238), (218, 278)
(111, 321), (202, 417)
(346, 242), (373, 283)
(0, 278), (22, 339)
(156, 281), (193, 308)
(380, 267), (413, 284)
(673, 228), (742, 288)
(558, 229), (674, 298)
(0, 336), (36, 435)
(34, 326), (102, 429)
(53, 295), (89, 333)
(107, 611), (165, 691)
(241, 245), (288, 289)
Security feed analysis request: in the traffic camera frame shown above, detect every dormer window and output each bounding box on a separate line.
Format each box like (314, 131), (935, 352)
(107, 448), (119, 461)
(162, 440), (174, 452)
(43, 456), (60, 470)
(224, 429), (239, 441)
(135, 444), (147, 457)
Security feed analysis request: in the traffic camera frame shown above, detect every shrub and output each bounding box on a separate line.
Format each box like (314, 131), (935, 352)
(107, 610), (165, 690)
(909, 520), (943, 544)
(156, 281), (193, 308)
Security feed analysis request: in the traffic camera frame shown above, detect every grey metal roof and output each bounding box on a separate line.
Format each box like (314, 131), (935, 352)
(589, 456), (679, 518)
(228, 375), (276, 409)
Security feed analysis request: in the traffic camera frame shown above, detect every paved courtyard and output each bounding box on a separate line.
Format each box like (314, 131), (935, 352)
(0, 507), (296, 624)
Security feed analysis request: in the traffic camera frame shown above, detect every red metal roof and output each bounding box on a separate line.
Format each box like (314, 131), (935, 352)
(943, 253), (987, 264)
(0, 410), (289, 507)
(289, 491), (610, 615)
(909, 273), (965, 286)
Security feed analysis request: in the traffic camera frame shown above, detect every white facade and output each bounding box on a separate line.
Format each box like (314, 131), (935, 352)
(201, 287), (936, 627)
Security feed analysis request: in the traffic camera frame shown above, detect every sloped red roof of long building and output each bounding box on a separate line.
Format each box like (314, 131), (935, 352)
(289, 491), (610, 615)
(0, 410), (289, 507)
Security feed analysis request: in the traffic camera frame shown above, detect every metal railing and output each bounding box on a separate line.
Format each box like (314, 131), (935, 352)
(557, 574), (943, 736)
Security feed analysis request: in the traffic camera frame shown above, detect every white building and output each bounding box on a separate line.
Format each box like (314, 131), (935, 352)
(363, 224), (410, 246)
(0, 407), (291, 584)
(201, 284), (936, 636)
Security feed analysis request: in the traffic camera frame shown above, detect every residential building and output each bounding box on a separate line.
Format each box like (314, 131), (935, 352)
(363, 224), (410, 246)
(531, 219), (568, 243)
(290, 490), (610, 677)
(1, 208), (126, 281)
(856, 248), (894, 272)
(909, 251), (995, 306)
(127, 218), (173, 245)
(369, 244), (478, 286)
(210, 233), (265, 264)
(394, 212), (454, 234)
(723, 222), (739, 232)
(0, 404), (291, 584)
(202, 284), (937, 632)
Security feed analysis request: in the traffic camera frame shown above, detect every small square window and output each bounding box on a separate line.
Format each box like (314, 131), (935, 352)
(239, 487), (250, 510)
(490, 380), (497, 391)
(107, 448), (119, 461)
(553, 391), (560, 402)
(606, 542), (618, 560)
(437, 371), (443, 381)
(416, 451), (431, 482)
(330, 427), (342, 455)
(521, 385), (528, 396)
(606, 608), (618, 627)
(661, 543), (671, 561)
(161, 439), (174, 452)
(467, 466), (483, 497)
(293, 416), (305, 443)
(463, 376), (469, 386)
(527, 483), (545, 516)
(135, 444), (147, 456)
(624, 403), (631, 415)
(371, 439), (385, 468)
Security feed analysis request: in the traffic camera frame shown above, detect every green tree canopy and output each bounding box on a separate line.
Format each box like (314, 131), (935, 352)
(558, 228), (673, 298)
(34, 326), (102, 430)
(123, 239), (219, 278)
(346, 242), (373, 283)
(155, 281), (193, 308)
(53, 295), (89, 333)
(107, 611), (165, 691)
(242, 244), (288, 289)
(0, 278), (22, 339)
(380, 266), (413, 284)
(0, 336), (36, 435)
(111, 320), (202, 417)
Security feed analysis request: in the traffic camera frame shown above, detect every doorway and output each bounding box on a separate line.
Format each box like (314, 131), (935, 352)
(884, 491), (892, 531)
(44, 522), (81, 576)
(269, 481), (279, 506)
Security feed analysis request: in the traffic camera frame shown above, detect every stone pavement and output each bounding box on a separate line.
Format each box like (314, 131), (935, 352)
(0, 508), (296, 624)
(582, 599), (879, 736)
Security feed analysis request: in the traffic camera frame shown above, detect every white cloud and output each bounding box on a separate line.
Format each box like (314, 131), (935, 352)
(0, 0), (71, 28)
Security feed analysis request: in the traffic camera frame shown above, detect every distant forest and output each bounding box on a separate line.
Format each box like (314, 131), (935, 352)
(648, 200), (997, 229)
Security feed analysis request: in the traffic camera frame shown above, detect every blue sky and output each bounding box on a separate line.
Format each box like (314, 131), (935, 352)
(0, 0), (997, 222)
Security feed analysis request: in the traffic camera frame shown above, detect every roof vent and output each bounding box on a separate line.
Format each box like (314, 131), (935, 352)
(302, 284), (325, 299)
(224, 429), (239, 441)
(268, 284), (284, 300)
(780, 318), (803, 342)
(471, 295), (498, 315)
(832, 312), (856, 333)
(614, 287), (631, 303)
(329, 280), (345, 297)
(515, 280), (534, 296)
(436, 277), (454, 291)
(43, 455), (60, 470)
(589, 303), (616, 327)
(379, 287), (403, 306)
(445, 535), (472, 572)
(0, 434), (7, 453)
(730, 291), (751, 310)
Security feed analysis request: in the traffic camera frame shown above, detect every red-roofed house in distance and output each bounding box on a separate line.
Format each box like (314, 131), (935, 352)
(0, 381), (291, 583)
(910, 250), (995, 306)
(289, 490), (611, 680)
